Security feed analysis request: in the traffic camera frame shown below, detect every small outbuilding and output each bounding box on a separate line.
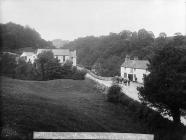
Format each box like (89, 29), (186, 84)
(120, 55), (149, 83)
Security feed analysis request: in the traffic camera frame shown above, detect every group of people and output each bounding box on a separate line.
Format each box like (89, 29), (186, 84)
(113, 76), (131, 86)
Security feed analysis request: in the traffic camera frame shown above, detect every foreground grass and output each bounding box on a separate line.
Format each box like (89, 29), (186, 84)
(2, 77), (186, 140)
(1, 77), (152, 140)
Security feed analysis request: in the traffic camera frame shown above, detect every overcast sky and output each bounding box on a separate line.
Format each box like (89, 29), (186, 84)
(1, 0), (186, 41)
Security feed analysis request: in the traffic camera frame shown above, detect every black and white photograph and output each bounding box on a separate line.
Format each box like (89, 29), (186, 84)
(0, 0), (186, 140)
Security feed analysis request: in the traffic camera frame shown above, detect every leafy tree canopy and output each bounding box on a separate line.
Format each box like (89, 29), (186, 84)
(138, 44), (186, 124)
(0, 22), (55, 53)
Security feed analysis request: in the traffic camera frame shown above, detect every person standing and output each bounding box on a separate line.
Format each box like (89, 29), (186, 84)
(128, 79), (130, 86)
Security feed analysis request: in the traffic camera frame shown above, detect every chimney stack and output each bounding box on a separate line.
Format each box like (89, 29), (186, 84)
(125, 55), (130, 61)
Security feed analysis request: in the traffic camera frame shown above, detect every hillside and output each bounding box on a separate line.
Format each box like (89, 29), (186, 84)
(0, 22), (55, 54)
(63, 30), (155, 76)
(1, 77), (151, 139)
(63, 30), (186, 77)
(2, 77), (186, 139)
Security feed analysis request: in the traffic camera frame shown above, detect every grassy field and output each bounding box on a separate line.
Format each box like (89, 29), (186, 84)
(1, 77), (151, 139)
(1, 77), (186, 140)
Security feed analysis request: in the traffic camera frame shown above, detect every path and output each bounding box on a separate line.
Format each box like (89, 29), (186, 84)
(86, 73), (141, 101)
(85, 73), (186, 125)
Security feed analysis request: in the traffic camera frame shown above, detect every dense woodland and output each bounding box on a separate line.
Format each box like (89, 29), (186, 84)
(63, 30), (186, 76)
(0, 22), (55, 54)
(1, 22), (186, 77)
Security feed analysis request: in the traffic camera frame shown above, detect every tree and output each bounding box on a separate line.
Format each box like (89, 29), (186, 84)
(119, 30), (132, 40)
(173, 32), (185, 46)
(159, 32), (167, 38)
(35, 51), (55, 80)
(15, 58), (39, 80)
(138, 29), (155, 46)
(154, 33), (168, 48)
(0, 53), (17, 77)
(44, 58), (62, 80)
(61, 60), (73, 78)
(138, 45), (186, 125)
(107, 84), (122, 103)
(1, 22), (54, 53)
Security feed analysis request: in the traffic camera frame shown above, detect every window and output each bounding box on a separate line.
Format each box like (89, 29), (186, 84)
(134, 68), (136, 71)
(124, 73), (127, 78)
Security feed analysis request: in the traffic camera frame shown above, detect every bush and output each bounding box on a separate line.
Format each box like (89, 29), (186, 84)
(110, 91), (186, 140)
(107, 84), (122, 103)
(0, 53), (17, 77)
(72, 67), (86, 80)
(120, 94), (133, 106)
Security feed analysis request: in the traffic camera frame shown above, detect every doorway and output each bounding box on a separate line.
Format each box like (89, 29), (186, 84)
(128, 74), (133, 81)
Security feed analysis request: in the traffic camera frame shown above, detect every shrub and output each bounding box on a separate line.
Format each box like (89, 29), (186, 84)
(0, 53), (17, 77)
(72, 67), (86, 80)
(95, 82), (108, 94)
(119, 93), (133, 106)
(107, 84), (122, 103)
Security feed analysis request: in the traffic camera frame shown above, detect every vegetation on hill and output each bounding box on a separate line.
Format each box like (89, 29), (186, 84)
(0, 22), (55, 53)
(106, 84), (186, 140)
(138, 45), (186, 125)
(63, 30), (186, 77)
(0, 51), (86, 80)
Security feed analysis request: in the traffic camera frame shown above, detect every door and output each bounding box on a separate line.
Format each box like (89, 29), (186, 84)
(128, 74), (133, 81)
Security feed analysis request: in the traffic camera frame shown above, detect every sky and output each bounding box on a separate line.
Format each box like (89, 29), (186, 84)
(0, 0), (186, 41)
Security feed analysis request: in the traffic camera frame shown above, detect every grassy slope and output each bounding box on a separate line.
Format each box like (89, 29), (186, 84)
(1, 77), (151, 139)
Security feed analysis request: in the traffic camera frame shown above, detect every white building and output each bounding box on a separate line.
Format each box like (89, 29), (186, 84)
(20, 52), (36, 63)
(20, 49), (77, 66)
(120, 56), (149, 83)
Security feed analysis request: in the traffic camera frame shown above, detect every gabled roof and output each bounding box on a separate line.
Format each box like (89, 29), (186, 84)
(121, 60), (149, 69)
(37, 49), (70, 56)
(21, 52), (35, 56)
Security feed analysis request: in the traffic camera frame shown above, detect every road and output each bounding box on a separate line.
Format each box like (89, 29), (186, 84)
(86, 73), (142, 101)
(86, 73), (186, 125)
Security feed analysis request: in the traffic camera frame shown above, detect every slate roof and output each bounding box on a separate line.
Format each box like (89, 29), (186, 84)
(37, 49), (70, 56)
(121, 60), (149, 69)
(21, 52), (35, 56)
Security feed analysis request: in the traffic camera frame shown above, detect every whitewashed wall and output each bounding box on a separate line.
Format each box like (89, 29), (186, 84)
(121, 67), (149, 83)
(65, 56), (70, 61)
(135, 69), (149, 83)
(55, 55), (76, 66)
(56, 55), (70, 63)
(24, 55), (36, 63)
(72, 57), (76, 66)
(21, 50), (76, 66)
(56, 56), (63, 63)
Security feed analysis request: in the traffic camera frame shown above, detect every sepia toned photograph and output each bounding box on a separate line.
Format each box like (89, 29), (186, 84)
(0, 0), (186, 140)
